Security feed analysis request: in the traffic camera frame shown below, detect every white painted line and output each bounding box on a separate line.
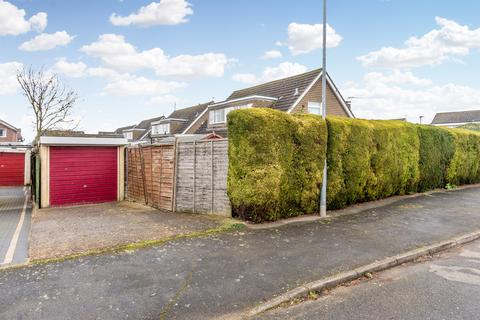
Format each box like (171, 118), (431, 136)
(2, 187), (28, 265)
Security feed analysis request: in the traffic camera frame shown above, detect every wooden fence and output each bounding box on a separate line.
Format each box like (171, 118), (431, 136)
(126, 139), (231, 216)
(126, 144), (175, 211)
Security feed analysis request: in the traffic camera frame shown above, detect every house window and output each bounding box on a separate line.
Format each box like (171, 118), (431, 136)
(308, 101), (322, 116)
(152, 123), (170, 135)
(0, 128), (5, 137)
(209, 109), (226, 125)
(123, 131), (133, 140)
(209, 104), (252, 125)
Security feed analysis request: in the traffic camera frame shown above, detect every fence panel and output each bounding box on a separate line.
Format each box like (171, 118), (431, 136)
(126, 144), (174, 210)
(175, 139), (231, 216)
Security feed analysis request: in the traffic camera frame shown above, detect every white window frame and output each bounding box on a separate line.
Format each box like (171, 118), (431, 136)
(209, 103), (252, 125)
(308, 101), (323, 116)
(123, 131), (133, 140)
(152, 123), (170, 135)
(0, 128), (5, 137)
(209, 108), (226, 125)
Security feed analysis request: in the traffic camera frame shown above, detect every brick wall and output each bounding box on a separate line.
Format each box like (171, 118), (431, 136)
(0, 125), (19, 143)
(291, 78), (350, 117)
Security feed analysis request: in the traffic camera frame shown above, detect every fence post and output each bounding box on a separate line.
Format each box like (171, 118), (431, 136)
(192, 141), (196, 214)
(172, 139), (179, 212)
(139, 146), (148, 205)
(211, 140), (214, 214)
(125, 148), (129, 200)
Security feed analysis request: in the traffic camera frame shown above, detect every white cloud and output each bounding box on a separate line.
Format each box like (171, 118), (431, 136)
(232, 73), (258, 84)
(232, 62), (308, 85)
(0, 1), (47, 35)
(0, 61), (22, 94)
(52, 58), (87, 78)
(283, 22), (342, 55)
(342, 70), (480, 123)
(147, 94), (182, 107)
(358, 17), (480, 69)
(81, 34), (229, 77)
(19, 31), (74, 51)
(102, 76), (186, 96)
(261, 50), (282, 60)
(110, 0), (193, 27)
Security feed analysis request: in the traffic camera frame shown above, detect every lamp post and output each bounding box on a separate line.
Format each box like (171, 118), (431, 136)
(320, 0), (328, 217)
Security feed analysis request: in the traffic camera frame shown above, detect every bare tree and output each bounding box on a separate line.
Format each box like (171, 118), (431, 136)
(17, 66), (79, 147)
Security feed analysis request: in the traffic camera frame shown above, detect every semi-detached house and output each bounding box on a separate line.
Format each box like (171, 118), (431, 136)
(186, 68), (355, 138)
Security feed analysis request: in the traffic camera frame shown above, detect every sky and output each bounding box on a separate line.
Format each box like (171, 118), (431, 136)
(1, 0), (480, 141)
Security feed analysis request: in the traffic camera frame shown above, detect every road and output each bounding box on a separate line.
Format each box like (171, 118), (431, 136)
(0, 187), (31, 266)
(258, 239), (480, 320)
(1, 187), (480, 319)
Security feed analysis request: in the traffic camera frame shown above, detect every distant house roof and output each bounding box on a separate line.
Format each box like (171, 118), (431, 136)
(227, 69), (322, 113)
(161, 101), (212, 135)
(431, 110), (480, 125)
(0, 119), (19, 132)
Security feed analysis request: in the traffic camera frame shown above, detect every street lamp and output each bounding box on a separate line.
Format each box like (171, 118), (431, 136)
(320, 0), (327, 217)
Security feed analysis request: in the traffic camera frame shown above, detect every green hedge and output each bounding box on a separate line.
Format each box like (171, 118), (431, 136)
(227, 108), (327, 222)
(228, 109), (480, 222)
(447, 128), (480, 185)
(417, 125), (455, 192)
(326, 117), (420, 209)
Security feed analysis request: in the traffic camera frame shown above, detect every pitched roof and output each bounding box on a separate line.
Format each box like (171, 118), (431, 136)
(114, 125), (136, 134)
(165, 101), (212, 134)
(0, 119), (19, 132)
(431, 110), (480, 124)
(227, 68), (322, 112)
(136, 116), (165, 130)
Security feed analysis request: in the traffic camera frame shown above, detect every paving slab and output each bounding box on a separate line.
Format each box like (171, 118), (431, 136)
(1, 187), (480, 319)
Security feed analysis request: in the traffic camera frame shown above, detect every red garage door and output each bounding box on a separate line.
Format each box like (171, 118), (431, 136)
(49, 146), (118, 206)
(0, 152), (25, 186)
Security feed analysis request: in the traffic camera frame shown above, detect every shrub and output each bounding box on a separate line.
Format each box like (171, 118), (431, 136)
(416, 125), (455, 192)
(447, 128), (480, 185)
(227, 108), (327, 222)
(326, 117), (420, 209)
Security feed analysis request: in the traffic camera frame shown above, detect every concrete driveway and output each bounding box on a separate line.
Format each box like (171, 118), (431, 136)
(29, 200), (226, 261)
(0, 187), (31, 266)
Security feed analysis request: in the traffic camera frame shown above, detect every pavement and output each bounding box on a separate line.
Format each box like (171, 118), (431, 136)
(0, 186), (31, 266)
(256, 238), (480, 320)
(1, 187), (480, 319)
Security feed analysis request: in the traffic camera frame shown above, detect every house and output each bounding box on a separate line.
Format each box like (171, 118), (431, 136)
(0, 119), (23, 143)
(114, 116), (165, 143)
(189, 68), (354, 138)
(150, 102), (212, 142)
(431, 110), (480, 127)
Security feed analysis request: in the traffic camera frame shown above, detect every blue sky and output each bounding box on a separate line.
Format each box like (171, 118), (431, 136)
(1, 0), (480, 141)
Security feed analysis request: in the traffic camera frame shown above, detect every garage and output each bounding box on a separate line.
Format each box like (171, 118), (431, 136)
(0, 149), (31, 186)
(39, 135), (127, 208)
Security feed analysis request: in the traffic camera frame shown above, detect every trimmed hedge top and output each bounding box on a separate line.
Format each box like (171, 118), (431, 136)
(227, 109), (480, 222)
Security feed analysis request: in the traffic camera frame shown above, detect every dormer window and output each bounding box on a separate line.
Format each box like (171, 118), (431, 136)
(152, 123), (170, 135)
(123, 131), (133, 140)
